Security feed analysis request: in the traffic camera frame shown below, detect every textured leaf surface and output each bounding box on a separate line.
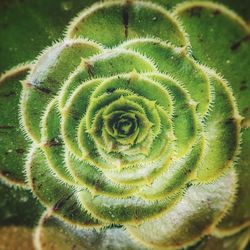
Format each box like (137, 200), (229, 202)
(175, 1), (250, 120)
(215, 128), (250, 236)
(126, 169), (236, 249)
(0, 64), (30, 187)
(35, 211), (147, 250)
(194, 227), (250, 250)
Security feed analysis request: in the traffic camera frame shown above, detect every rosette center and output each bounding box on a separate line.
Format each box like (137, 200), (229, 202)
(90, 95), (153, 157)
(105, 111), (138, 140)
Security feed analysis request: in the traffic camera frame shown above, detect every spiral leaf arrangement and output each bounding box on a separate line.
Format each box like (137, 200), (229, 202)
(0, 1), (250, 249)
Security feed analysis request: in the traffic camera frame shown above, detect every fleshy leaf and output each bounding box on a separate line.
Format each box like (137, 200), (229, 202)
(194, 227), (250, 250)
(66, 1), (188, 47)
(195, 72), (240, 182)
(35, 211), (147, 250)
(21, 39), (102, 142)
(215, 127), (250, 236)
(175, 1), (250, 120)
(78, 189), (180, 224)
(25, 146), (101, 227)
(0, 64), (30, 187)
(126, 169), (237, 249)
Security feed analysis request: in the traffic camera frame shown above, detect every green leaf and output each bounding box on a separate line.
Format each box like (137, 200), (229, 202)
(126, 169), (237, 249)
(0, 64), (30, 186)
(35, 211), (148, 250)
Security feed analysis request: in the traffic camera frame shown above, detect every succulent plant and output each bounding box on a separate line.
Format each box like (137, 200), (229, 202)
(0, 0), (250, 249)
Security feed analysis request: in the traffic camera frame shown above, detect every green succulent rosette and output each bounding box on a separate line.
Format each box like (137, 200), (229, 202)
(0, 1), (250, 249)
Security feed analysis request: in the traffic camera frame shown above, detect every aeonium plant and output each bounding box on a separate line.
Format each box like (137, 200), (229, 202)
(0, 0), (249, 249)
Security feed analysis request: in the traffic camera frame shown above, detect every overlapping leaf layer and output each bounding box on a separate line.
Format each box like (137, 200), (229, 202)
(0, 1), (249, 249)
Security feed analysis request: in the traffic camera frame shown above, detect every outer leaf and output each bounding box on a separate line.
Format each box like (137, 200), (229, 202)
(35, 211), (148, 250)
(0, 64), (30, 187)
(126, 169), (237, 249)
